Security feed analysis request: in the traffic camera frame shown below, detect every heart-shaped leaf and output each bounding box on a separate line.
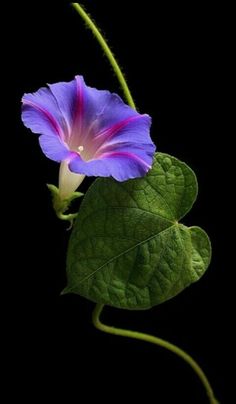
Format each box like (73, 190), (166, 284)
(64, 153), (211, 309)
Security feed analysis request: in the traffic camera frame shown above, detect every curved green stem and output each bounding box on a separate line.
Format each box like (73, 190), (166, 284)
(71, 3), (136, 110)
(56, 212), (78, 228)
(93, 304), (219, 404)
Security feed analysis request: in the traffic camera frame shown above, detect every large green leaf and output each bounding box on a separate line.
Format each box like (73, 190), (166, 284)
(64, 153), (211, 309)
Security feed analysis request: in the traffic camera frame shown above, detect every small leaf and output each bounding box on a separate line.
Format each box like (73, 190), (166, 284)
(64, 153), (211, 309)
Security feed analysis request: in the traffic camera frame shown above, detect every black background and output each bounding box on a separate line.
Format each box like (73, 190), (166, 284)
(7, 1), (231, 403)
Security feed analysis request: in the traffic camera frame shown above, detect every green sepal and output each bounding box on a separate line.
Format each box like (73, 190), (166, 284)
(47, 184), (83, 223)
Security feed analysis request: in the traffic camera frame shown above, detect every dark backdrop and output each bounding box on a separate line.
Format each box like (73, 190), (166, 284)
(7, 1), (230, 403)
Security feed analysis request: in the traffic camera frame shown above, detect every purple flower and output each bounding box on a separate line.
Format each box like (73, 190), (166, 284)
(22, 75), (155, 199)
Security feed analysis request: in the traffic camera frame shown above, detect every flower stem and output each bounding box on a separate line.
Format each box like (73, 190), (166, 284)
(92, 303), (219, 404)
(71, 3), (136, 110)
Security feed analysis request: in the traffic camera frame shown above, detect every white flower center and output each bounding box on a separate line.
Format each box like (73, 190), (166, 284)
(77, 145), (84, 152)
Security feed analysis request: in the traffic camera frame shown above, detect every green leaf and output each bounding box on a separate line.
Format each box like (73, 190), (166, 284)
(64, 153), (211, 309)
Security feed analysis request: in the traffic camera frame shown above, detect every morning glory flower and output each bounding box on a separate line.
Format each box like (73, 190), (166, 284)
(22, 75), (155, 199)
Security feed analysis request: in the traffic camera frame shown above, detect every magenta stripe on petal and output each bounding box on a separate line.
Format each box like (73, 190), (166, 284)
(22, 99), (63, 139)
(99, 151), (152, 169)
(75, 76), (84, 125)
(95, 115), (142, 141)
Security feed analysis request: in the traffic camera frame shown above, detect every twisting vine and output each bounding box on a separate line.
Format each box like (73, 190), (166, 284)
(71, 3), (219, 403)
